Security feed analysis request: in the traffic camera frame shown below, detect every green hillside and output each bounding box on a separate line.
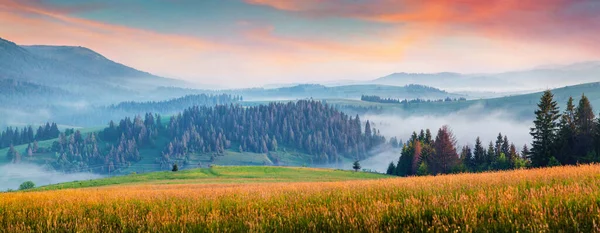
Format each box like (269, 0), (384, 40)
(0, 132), (328, 175)
(330, 82), (600, 119)
(35, 166), (389, 191)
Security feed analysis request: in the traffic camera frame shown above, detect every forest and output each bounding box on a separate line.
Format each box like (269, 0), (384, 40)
(386, 91), (600, 176)
(1, 122), (60, 149)
(361, 95), (467, 104)
(106, 94), (242, 114)
(156, 101), (385, 167)
(8, 101), (385, 173)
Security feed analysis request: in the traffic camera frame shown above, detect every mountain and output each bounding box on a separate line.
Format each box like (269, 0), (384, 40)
(370, 62), (600, 92)
(0, 37), (188, 102)
(333, 82), (600, 120)
(185, 84), (465, 101)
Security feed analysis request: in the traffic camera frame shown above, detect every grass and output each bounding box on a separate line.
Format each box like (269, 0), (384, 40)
(33, 166), (389, 191)
(1, 165), (600, 232)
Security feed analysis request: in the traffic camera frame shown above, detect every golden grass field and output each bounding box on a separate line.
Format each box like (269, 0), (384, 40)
(1, 165), (600, 232)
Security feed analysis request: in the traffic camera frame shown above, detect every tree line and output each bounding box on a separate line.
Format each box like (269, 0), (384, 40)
(106, 94), (241, 114)
(11, 100), (386, 173)
(361, 95), (467, 104)
(160, 100), (385, 166)
(386, 91), (600, 176)
(1, 122), (60, 149)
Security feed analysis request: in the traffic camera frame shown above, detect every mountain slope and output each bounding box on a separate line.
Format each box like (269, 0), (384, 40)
(0, 38), (187, 99)
(371, 62), (600, 92)
(199, 84), (465, 101)
(331, 82), (600, 120)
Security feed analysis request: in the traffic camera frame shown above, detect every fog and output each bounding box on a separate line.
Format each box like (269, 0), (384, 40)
(361, 105), (533, 172)
(0, 163), (102, 191)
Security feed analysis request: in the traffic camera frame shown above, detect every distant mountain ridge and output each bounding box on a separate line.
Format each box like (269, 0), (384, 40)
(0, 37), (188, 99)
(370, 62), (600, 92)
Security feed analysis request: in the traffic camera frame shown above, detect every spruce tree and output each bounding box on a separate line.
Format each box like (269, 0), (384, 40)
(495, 133), (504, 157)
(386, 162), (396, 175)
(424, 129), (432, 144)
(461, 145), (475, 171)
(431, 126), (458, 174)
(556, 97), (576, 164)
(574, 94), (596, 160)
(352, 160), (361, 172)
(501, 136), (510, 157)
(530, 90), (560, 167)
(486, 142), (495, 168)
(473, 137), (485, 170)
(521, 144), (529, 159)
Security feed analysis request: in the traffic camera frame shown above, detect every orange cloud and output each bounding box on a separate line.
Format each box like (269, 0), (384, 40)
(0, 0), (597, 87)
(245, 0), (600, 51)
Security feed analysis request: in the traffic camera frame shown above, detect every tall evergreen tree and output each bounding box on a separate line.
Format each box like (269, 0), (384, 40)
(461, 145), (475, 171)
(473, 137), (486, 170)
(501, 135), (510, 158)
(486, 142), (495, 167)
(521, 145), (530, 159)
(574, 94), (596, 160)
(495, 133), (504, 157)
(508, 143), (519, 168)
(386, 162), (396, 175)
(530, 90), (560, 167)
(556, 97), (576, 164)
(430, 126), (459, 174)
(424, 129), (432, 144)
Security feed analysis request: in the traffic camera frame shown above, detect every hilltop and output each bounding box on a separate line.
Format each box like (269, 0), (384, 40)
(330, 82), (600, 120)
(371, 62), (600, 92)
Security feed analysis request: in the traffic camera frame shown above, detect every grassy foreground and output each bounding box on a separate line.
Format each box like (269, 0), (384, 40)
(2, 165), (600, 232)
(34, 166), (388, 190)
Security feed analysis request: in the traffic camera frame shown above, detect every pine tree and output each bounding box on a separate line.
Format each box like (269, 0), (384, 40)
(501, 136), (510, 158)
(397, 144), (413, 176)
(418, 130), (425, 142)
(430, 126), (459, 174)
(556, 97), (576, 164)
(574, 94), (596, 161)
(473, 137), (486, 170)
(495, 133), (504, 157)
(411, 141), (422, 174)
(486, 142), (495, 167)
(352, 160), (361, 172)
(530, 90), (560, 167)
(508, 143), (519, 168)
(424, 129), (432, 144)
(461, 145), (475, 171)
(386, 162), (396, 175)
(521, 144), (530, 162)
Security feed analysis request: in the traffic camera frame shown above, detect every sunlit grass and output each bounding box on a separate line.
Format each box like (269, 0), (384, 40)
(1, 165), (599, 232)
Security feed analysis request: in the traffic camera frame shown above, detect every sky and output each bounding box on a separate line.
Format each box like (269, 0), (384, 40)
(1, 0), (599, 87)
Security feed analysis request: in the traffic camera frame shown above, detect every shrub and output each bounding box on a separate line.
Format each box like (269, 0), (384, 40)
(19, 181), (35, 190)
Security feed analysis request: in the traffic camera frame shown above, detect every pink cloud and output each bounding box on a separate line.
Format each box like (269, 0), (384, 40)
(245, 0), (600, 52)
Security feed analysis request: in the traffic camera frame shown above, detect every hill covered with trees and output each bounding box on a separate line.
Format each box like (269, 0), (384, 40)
(329, 82), (600, 120)
(386, 91), (600, 176)
(4, 100), (385, 174)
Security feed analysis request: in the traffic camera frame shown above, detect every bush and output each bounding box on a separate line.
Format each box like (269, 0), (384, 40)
(548, 157), (561, 167)
(172, 164), (179, 172)
(19, 181), (35, 190)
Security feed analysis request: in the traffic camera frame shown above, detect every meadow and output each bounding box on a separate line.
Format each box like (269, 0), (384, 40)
(1, 165), (600, 232)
